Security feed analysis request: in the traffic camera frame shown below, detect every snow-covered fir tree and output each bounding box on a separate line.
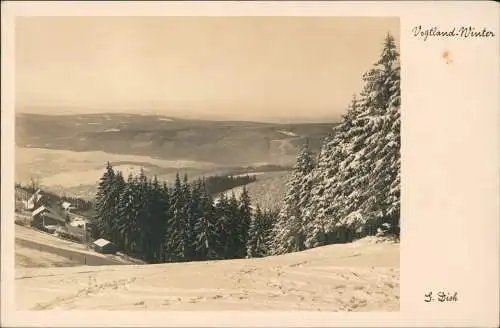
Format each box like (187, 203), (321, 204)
(110, 171), (126, 247)
(181, 174), (195, 261)
(270, 143), (315, 255)
(164, 173), (186, 262)
(193, 179), (217, 260)
(94, 162), (117, 240)
(194, 215), (217, 260)
(246, 205), (273, 258)
(303, 32), (400, 248)
(226, 192), (242, 259)
(147, 176), (168, 262)
(214, 193), (231, 259)
(116, 173), (140, 253)
(238, 186), (252, 258)
(304, 95), (366, 247)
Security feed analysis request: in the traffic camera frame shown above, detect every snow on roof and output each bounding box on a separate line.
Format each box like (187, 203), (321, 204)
(93, 238), (113, 247)
(70, 219), (87, 227)
(32, 205), (47, 216)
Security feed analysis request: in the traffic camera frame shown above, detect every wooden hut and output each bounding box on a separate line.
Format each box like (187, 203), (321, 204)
(92, 238), (118, 254)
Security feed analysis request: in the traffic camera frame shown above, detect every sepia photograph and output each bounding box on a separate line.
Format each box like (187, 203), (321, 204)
(13, 16), (401, 311)
(3, 2), (499, 327)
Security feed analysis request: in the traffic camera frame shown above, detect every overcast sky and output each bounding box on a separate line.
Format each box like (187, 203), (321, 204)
(16, 16), (399, 122)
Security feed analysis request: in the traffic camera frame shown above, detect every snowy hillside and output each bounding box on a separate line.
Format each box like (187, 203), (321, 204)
(211, 171), (288, 210)
(16, 237), (399, 311)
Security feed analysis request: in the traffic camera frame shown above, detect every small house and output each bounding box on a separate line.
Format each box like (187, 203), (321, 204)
(31, 205), (65, 229)
(92, 238), (117, 254)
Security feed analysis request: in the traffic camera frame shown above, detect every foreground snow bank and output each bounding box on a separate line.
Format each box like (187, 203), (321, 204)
(16, 237), (399, 311)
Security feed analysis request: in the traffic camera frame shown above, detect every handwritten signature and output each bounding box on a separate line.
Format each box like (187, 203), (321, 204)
(424, 291), (458, 303)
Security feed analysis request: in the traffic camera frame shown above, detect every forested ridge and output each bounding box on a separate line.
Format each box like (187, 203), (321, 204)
(93, 33), (400, 262)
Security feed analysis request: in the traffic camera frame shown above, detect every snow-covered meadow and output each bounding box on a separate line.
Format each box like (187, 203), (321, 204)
(16, 236), (399, 311)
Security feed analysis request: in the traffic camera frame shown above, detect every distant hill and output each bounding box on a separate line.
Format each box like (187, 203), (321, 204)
(16, 113), (338, 166)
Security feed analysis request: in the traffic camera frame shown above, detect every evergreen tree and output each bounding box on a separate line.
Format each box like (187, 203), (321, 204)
(270, 144), (315, 255)
(192, 178), (217, 260)
(133, 168), (151, 258)
(110, 171), (126, 247)
(164, 173), (186, 262)
(147, 176), (168, 262)
(193, 214), (217, 260)
(160, 181), (171, 262)
(304, 33), (401, 247)
(305, 96), (362, 247)
(359, 33), (401, 236)
(214, 193), (230, 259)
(182, 174), (194, 261)
(246, 205), (273, 258)
(117, 174), (139, 253)
(94, 162), (116, 240)
(225, 192), (241, 259)
(238, 186), (252, 258)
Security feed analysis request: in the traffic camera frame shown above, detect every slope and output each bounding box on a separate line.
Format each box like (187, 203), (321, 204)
(16, 237), (399, 311)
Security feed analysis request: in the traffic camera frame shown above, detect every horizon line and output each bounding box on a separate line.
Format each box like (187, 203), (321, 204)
(15, 111), (342, 124)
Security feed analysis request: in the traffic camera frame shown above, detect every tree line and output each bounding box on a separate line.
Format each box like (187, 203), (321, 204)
(204, 174), (256, 196)
(93, 166), (275, 263)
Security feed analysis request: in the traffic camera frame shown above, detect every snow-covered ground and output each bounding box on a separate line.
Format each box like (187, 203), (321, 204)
(16, 225), (101, 257)
(15, 147), (220, 197)
(16, 237), (399, 311)
(230, 172), (266, 178)
(16, 244), (81, 268)
(15, 225), (144, 266)
(212, 171), (288, 210)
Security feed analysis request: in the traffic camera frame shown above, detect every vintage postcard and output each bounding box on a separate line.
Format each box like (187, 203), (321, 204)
(1, 1), (498, 327)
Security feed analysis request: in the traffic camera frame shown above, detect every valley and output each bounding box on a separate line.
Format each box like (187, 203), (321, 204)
(16, 113), (335, 204)
(16, 113), (337, 167)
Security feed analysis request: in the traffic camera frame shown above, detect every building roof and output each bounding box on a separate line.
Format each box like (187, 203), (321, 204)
(44, 211), (66, 223)
(93, 238), (114, 247)
(28, 189), (42, 201)
(32, 205), (66, 223)
(26, 193), (43, 210)
(70, 219), (87, 227)
(32, 205), (48, 217)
